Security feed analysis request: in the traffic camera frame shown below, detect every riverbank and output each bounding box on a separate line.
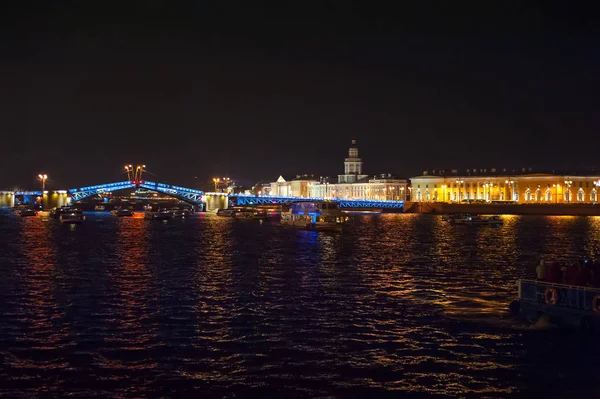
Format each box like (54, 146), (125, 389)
(404, 201), (600, 216)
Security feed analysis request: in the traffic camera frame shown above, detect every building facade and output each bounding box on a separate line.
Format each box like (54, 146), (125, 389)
(270, 175), (317, 197)
(309, 175), (407, 200)
(307, 140), (408, 200)
(409, 168), (600, 203)
(268, 140), (408, 200)
(338, 140), (369, 183)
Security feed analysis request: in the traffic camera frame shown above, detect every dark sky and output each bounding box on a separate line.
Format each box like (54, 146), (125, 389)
(1, 2), (598, 190)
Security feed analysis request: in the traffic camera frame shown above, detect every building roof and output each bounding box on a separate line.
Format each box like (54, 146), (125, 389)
(417, 167), (600, 178)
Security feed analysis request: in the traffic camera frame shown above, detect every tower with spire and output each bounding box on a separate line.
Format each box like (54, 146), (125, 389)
(338, 139), (369, 183)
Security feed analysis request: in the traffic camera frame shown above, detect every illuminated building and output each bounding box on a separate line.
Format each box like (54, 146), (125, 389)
(270, 174), (318, 197)
(268, 140), (407, 200)
(338, 139), (368, 183)
(307, 140), (408, 200)
(409, 168), (600, 203)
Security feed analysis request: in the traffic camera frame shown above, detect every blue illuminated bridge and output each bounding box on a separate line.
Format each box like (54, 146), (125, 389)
(229, 194), (404, 210)
(68, 181), (203, 204)
(66, 181), (404, 210)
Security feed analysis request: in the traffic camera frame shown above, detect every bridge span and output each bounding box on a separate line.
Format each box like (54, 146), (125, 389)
(68, 180), (204, 205)
(3, 180), (404, 212)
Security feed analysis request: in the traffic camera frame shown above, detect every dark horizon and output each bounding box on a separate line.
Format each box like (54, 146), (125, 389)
(2, 2), (599, 190)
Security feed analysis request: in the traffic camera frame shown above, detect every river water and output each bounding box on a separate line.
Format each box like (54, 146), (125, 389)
(1, 212), (599, 397)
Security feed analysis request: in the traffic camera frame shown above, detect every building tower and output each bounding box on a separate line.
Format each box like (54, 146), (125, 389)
(339, 139), (368, 183)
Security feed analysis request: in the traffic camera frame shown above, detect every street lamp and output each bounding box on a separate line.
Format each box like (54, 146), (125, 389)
(482, 183), (489, 202)
(455, 180), (464, 202)
(124, 165), (132, 180)
(212, 178), (220, 192)
(564, 180), (572, 203)
(38, 174), (48, 192)
(505, 180), (514, 201)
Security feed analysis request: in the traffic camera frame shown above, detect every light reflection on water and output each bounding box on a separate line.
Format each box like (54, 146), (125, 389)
(0, 212), (599, 397)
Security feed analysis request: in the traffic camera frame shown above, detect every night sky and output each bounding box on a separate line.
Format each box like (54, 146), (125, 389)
(1, 2), (598, 190)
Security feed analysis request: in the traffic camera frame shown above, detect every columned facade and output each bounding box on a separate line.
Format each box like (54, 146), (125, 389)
(409, 173), (600, 204)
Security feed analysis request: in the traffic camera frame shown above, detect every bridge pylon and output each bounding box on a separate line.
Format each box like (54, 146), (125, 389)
(204, 192), (228, 212)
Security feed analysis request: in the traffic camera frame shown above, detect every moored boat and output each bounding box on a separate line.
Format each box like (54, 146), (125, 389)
(50, 206), (79, 219)
(145, 208), (172, 221)
(280, 201), (349, 232)
(170, 207), (192, 218)
(442, 213), (467, 222)
(94, 205), (106, 211)
(14, 208), (38, 217)
(111, 208), (133, 217)
(449, 214), (502, 225)
(511, 279), (600, 332)
(216, 208), (236, 217)
(59, 209), (86, 224)
(233, 210), (267, 220)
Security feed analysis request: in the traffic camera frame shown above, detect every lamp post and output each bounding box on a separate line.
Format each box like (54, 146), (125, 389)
(38, 174), (47, 210)
(505, 180), (514, 202)
(38, 174), (48, 192)
(124, 165), (132, 181)
(455, 179), (464, 202)
(212, 178), (220, 192)
(564, 180), (572, 203)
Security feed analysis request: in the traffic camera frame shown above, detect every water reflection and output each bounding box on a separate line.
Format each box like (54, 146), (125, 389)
(3, 217), (68, 395)
(1, 212), (600, 396)
(105, 217), (157, 372)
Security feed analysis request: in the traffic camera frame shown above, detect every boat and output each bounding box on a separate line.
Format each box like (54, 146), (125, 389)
(94, 205), (106, 211)
(14, 208), (38, 217)
(442, 213), (467, 222)
(50, 206), (79, 219)
(170, 207), (192, 218)
(449, 214), (503, 225)
(111, 208), (133, 217)
(216, 208), (236, 217)
(510, 278), (600, 332)
(145, 208), (172, 221)
(280, 201), (349, 232)
(59, 209), (86, 224)
(233, 210), (267, 220)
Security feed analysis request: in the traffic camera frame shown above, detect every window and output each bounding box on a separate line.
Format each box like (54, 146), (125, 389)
(545, 189), (552, 201)
(578, 189), (584, 201)
(592, 190), (597, 202)
(565, 190), (571, 202)
(525, 188), (532, 201)
(536, 189), (542, 201)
